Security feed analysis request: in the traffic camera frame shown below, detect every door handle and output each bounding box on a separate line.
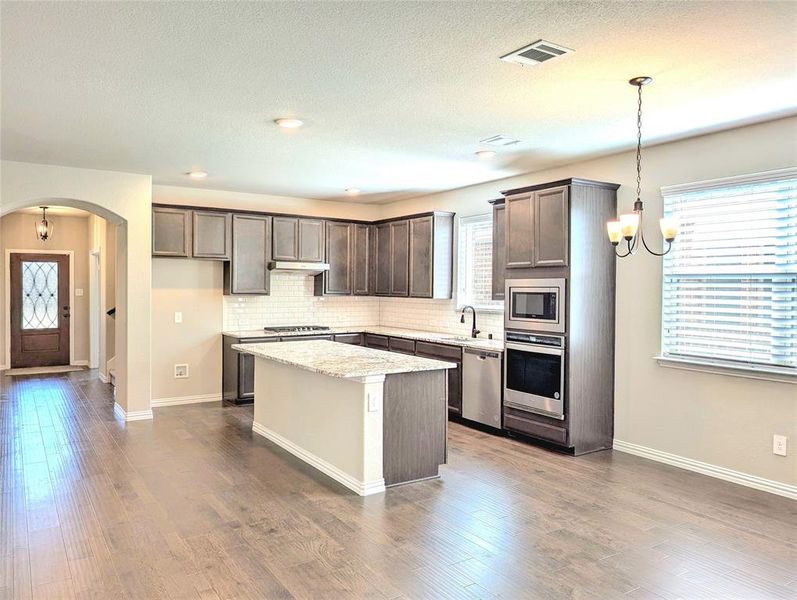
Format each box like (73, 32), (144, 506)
(63, 305), (70, 318)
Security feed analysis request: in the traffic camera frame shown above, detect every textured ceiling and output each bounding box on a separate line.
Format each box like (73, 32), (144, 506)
(2, 1), (795, 203)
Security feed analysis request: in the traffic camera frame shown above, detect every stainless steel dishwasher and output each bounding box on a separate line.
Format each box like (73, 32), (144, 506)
(462, 348), (503, 428)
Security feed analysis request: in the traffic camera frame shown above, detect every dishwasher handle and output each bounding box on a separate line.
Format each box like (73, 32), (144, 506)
(463, 348), (501, 359)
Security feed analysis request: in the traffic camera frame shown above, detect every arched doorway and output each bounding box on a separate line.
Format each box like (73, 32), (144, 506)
(1, 159), (153, 422)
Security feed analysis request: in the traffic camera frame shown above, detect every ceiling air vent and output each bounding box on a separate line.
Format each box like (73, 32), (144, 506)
(480, 135), (521, 147)
(500, 40), (573, 67)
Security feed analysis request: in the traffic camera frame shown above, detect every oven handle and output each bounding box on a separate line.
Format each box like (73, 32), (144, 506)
(505, 341), (563, 356)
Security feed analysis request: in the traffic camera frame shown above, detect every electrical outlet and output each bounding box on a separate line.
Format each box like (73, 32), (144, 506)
(174, 364), (189, 379)
(773, 435), (788, 457)
(367, 393), (380, 413)
(174, 311), (183, 324)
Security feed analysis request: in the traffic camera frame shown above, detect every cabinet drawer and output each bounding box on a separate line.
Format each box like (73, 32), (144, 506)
(388, 337), (415, 355)
(364, 334), (389, 349)
(281, 334), (333, 342)
(415, 341), (461, 361)
(504, 411), (568, 445)
(334, 333), (363, 345)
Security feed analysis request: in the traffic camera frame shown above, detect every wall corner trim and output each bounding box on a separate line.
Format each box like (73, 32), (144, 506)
(151, 393), (222, 408)
(113, 402), (154, 422)
(613, 439), (797, 500)
(252, 420), (386, 496)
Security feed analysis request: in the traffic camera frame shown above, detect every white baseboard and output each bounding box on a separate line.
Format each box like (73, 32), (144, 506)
(71, 360), (90, 367)
(0, 364), (7, 371)
(98, 371), (109, 383)
(613, 439), (797, 500)
(151, 393), (222, 408)
(114, 402), (153, 422)
(252, 420), (385, 497)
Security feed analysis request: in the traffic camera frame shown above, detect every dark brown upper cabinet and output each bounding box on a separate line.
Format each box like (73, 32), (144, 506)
(318, 221), (352, 295)
(272, 217), (325, 262)
(374, 222), (392, 296)
(390, 220), (410, 296)
(224, 214), (271, 295)
(152, 206), (192, 257)
(489, 200), (505, 300)
(192, 210), (232, 260)
(504, 185), (569, 269)
(408, 213), (454, 299)
(533, 186), (569, 267)
(353, 224), (372, 295)
(505, 193), (534, 269)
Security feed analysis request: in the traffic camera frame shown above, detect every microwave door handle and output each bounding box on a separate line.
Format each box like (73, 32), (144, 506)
(505, 342), (563, 356)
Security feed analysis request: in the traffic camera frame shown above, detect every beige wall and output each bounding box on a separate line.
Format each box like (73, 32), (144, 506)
(151, 259), (223, 401)
(0, 212), (91, 365)
(1, 160), (152, 416)
(377, 116), (797, 487)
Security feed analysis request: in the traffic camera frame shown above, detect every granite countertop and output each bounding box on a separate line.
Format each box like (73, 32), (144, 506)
(223, 325), (504, 353)
(232, 340), (457, 379)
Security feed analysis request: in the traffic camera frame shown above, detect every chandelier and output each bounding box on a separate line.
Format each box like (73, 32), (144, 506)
(35, 206), (54, 242)
(607, 77), (678, 257)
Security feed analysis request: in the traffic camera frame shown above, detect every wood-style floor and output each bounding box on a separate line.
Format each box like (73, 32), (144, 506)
(1, 371), (795, 600)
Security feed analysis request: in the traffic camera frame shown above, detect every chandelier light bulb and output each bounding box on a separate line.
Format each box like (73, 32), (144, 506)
(659, 217), (678, 242)
(606, 221), (623, 245)
(619, 213), (640, 240)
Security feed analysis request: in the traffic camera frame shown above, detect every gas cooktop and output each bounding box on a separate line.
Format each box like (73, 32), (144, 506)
(262, 325), (330, 334)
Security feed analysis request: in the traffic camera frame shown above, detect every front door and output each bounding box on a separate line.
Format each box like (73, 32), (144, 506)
(10, 253), (70, 368)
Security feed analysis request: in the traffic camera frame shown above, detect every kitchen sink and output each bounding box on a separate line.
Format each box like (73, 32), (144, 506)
(440, 336), (477, 342)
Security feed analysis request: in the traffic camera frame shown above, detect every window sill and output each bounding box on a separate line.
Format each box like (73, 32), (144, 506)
(455, 305), (504, 314)
(654, 355), (796, 384)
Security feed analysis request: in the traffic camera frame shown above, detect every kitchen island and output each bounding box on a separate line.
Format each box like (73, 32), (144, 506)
(232, 340), (456, 496)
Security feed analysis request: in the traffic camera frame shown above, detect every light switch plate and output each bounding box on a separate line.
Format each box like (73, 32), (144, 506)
(773, 434), (788, 456)
(75, 288), (84, 297)
(367, 393), (380, 413)
(174, 311), (183, 324)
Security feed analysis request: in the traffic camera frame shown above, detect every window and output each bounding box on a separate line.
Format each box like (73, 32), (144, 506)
(457, 213), (502, 311)
(660, 168), (797, 375)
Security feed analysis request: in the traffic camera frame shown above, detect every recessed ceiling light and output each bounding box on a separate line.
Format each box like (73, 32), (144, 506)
(274, 118), (304, 129)
(187, 170), (208, 179)
(345, 188), (361, 195)
(480, 135), (520, 146)
(475, 150), (496, 159)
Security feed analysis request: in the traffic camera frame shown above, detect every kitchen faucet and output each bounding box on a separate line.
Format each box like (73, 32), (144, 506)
(460, 305), (480, 338)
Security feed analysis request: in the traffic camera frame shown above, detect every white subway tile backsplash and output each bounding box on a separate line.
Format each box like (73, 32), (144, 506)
(223, 272), (504, 337)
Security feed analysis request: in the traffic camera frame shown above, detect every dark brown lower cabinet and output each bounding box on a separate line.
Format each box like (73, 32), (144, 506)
(415, 341), (462, 415)
(225, 332), (467, 416)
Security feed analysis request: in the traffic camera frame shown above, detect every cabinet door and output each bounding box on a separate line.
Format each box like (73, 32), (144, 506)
(324, 222), (352, 295)
(533, 186), (569, 267)
(408, 216), (433, 298)
(228, 214), (270, 294)
(505, 193), (534, 268)
(334, 333), (363, 345)
(272, 217), (299, 261)
(152, 207), (191, 257)
(390, 220), (410, 296)
(415, 342), (462, 415)
(492, 204), (506, 300)
(374, 223), (392, 295)
(352, 224), (371, 295)
(193, 211), (231, 259)
(298, 219), (325, 262)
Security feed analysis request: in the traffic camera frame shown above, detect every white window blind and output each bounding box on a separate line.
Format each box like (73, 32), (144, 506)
(457, 213), (502, 311)
(661, 168), (797, 373)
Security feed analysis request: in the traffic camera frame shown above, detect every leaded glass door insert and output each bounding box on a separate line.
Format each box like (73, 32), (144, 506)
(22, 260), (59, 329)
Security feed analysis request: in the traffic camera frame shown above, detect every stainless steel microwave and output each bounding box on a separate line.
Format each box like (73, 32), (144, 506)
(504, 278), (566, 334)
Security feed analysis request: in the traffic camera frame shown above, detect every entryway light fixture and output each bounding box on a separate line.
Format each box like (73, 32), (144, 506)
(35, 206), (53, 242)
(607, 76), (678, 257)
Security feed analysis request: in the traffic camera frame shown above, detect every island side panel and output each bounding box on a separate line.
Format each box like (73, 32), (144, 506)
(252, 358), (385, 496)
(382, 370), (447, 486)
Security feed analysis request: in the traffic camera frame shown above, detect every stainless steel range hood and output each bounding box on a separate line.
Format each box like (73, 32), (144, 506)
(267, 261), (330, 275)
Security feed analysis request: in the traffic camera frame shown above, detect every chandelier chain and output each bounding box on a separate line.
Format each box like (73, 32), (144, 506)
(636, 83), (643, 201)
